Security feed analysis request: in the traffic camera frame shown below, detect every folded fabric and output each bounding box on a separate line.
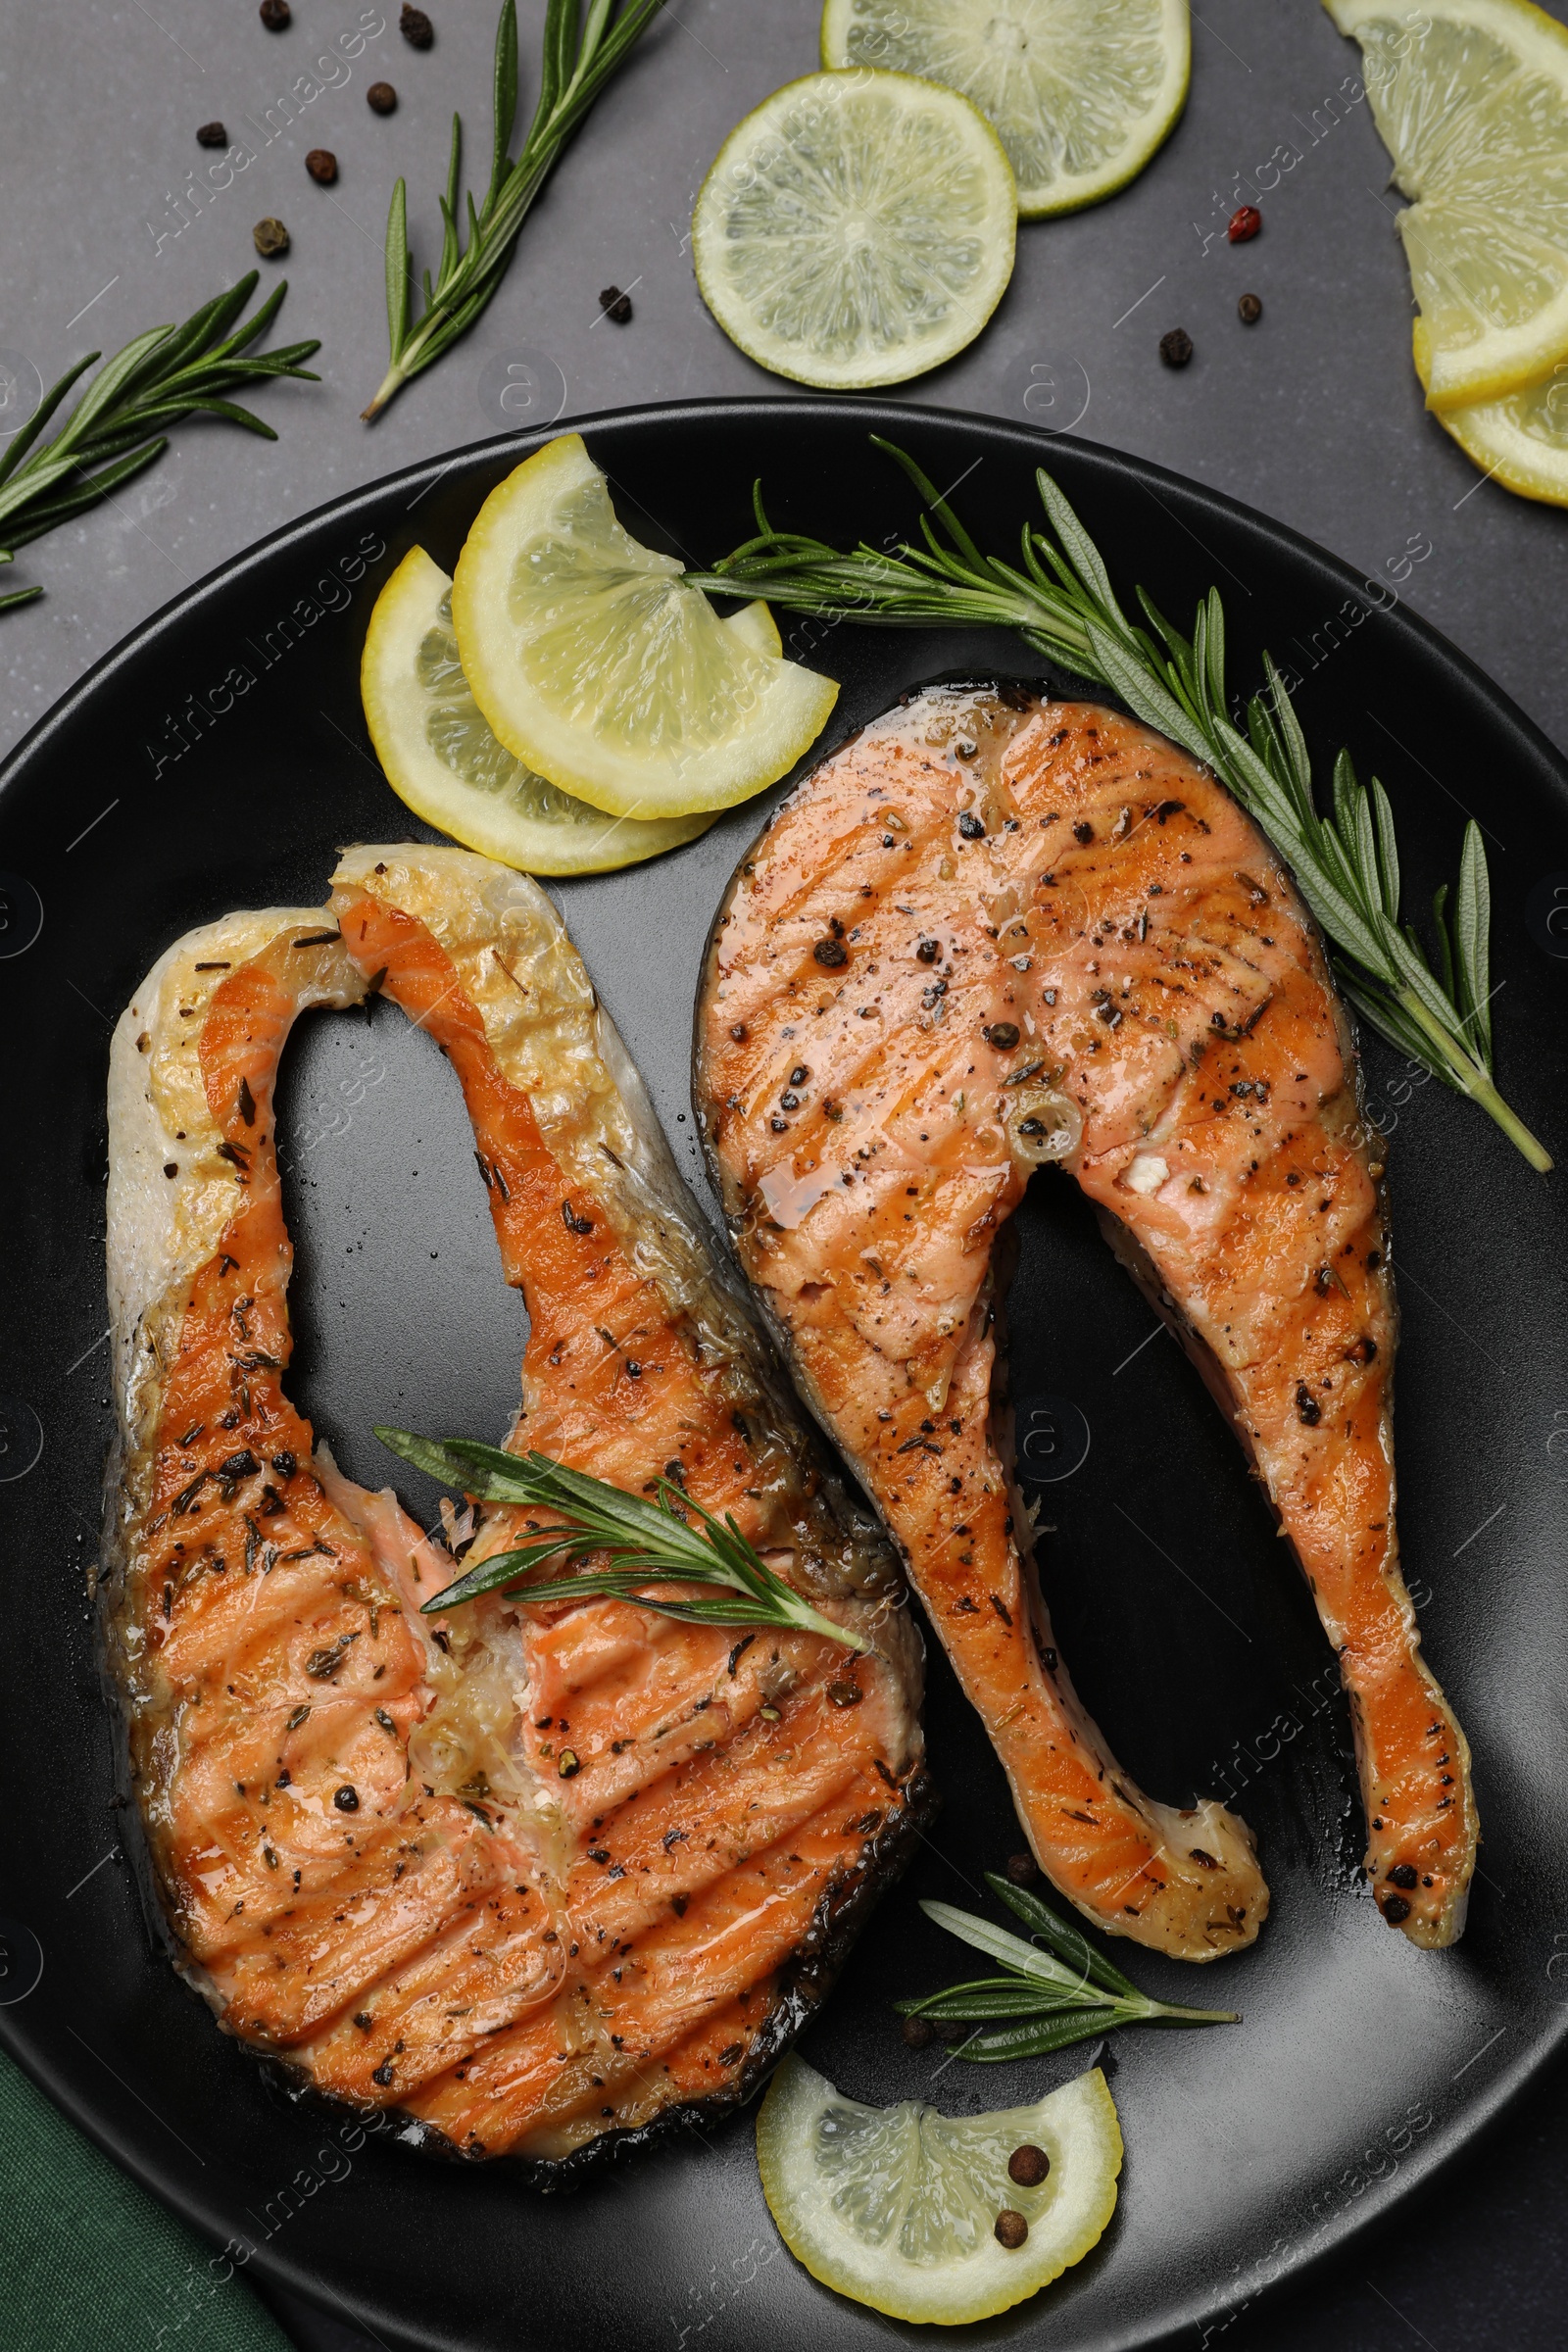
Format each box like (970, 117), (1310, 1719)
(0, 2046), (292, 2352)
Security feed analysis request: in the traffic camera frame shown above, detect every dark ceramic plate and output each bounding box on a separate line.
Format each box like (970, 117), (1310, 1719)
(1, 401), (1565, 2352)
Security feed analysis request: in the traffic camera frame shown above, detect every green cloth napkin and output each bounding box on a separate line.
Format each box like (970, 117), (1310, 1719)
(0, 2044), (293, 2352)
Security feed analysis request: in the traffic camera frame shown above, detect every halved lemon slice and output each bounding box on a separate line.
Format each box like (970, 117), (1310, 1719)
(691, 70), (1017, 390)
(451, 434), (839, 821)
(1326, 0), (1568, 410)
(757, 2056), (1122, 2326)
(361, 546), (728, 873)
(1432, 364), (1568, 504)
(821, 0), (1190, 219)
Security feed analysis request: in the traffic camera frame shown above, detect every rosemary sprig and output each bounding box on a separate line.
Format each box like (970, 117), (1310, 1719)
(687, 440), (1551, 1174)
(0, 273), (318, 615)
(376, 1427), (865, 1649)
(363, 0), (665, 421)
(897, 1873), (1238, 2062)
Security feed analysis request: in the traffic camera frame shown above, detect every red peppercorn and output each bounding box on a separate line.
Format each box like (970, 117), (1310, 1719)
(367, 80), (398, 114)
(1228, 205), (1262, 243)
(259, 0), (291, 27)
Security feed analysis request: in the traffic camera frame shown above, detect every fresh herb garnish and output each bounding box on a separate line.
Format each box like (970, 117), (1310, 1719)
(0, 273), (318, 616)
(376, 1426), (865, 1649)
(363, 0), (665, 421)
(898, 1872), (1238, 2062)
(687, 439), (1550, 1173)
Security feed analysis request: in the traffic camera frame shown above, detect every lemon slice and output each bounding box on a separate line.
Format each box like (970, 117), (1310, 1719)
(451, 434), (839, 821)
(360, 546), (727, 873)
(691, 70), (1017, 390)
(821, 0), (1190, 219)
(1432, 365), (1568, 504)
(1326, 0), (1568, 410)
(757, 2056), (1122, 2325)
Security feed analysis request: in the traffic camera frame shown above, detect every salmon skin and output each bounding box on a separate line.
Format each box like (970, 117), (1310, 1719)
(102, 849), (926, 2173)
(695, 681), (1478, 1957)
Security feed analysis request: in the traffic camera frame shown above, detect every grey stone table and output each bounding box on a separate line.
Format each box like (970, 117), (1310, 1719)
(3, 2), (1564, 2347)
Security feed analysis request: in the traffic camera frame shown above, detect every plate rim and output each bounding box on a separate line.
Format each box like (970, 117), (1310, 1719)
(1, 392), (1562, 2352)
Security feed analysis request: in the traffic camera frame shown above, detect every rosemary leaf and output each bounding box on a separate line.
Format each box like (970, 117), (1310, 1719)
(0, 273), (317, 610)
(363, 0), (664, 420)
(956, 2008), (1129, 2063)
(688, 440), (1550, 1172)
(375, 1425), (864, 1650)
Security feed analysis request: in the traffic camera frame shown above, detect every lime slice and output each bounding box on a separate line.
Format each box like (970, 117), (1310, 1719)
(451, 434), (839, 821)
(756, 2056), (1122, 2325)
(1326, 0), (1568, 410)
(360, 546), (723, 873)
(691, 70), (1017, 390)
(1432, 364), (1568, 503)
(821, 0), (1190, 219)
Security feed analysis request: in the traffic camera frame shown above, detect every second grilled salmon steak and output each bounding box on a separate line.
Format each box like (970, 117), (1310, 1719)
(103, 849), (925, 2171)
(695, 683), (1478, 1955)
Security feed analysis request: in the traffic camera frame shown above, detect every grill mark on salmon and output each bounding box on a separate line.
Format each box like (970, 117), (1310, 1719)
(695, 683), (1477, 1956)
(104, 850), (926, 2173)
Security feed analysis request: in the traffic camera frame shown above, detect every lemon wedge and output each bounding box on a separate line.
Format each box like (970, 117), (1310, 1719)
(820, 0), (1190, 219)
(1432, 364), (1568, 504)
(1326, 0), (1568, 410)
(359, 546), (732, 873)
(691, 69), (1017, 390)
(451, 434), (839, 821)
(756, 2056), (1122, 2325)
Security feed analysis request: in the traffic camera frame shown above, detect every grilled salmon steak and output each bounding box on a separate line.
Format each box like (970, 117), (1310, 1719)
(694, 682), (1478, 1955)
(102, 848), (925, 2169)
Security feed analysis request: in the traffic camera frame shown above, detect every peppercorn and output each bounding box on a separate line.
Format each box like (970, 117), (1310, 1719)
(813, 938), (847, 967)
(1381, 1892), (1411, 1925)
(1004, 1851), (1038, 1886)
(916, 937), (941, 963)
(995, 2210), (1029, 2250)
(930, 2018), (967, 2045)
(1388, 1862), (1418, 1889)
(253, 218), (290, 258)
(259, 0), (291, 26)
(901, 2015), (934, 2049)
(401, 3), (434, 46)
(333, 1784), (359, 1812)
(957, 810), (986, 839)
(826, 1679), (863, 1707)
(599, 284), (633, 323)
(306, 149), (338, 184)
(197, 121), (228, 148)
(1008, 2144), (1051, 2188)
(1159, 327), (1194, 368)
(1239, 292), (1263, 324)
(984, 1022), (1021, 1052)
(367, 80), (398, 114)
(1228, 204), (1262, 242)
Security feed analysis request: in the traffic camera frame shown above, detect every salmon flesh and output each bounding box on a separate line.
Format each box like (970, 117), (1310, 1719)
(101, 846), (927, 2169)
(694, 684), (1477, 1957)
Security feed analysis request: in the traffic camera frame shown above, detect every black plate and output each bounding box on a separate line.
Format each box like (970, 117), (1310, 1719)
(2, 400), (1565, 2352)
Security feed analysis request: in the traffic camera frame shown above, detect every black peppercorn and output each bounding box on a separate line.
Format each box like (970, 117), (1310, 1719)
(984, 1022), (1021, 1051)
(259, 0), (291, 26)
(1004, 1851), (1038, 1886)
(253, 218), (290, 258)
(901, 2015), (934, 2049)
(306, 149), (338, 184)
(197, 121), (228, 148)
(1159, 327), (1194, 368)
(813, 938), (848, 967)
(401, 3), (434, 46)
(1381, 1892), (1411, 1925)
(333, 1784), (359, 1812)
(368, 80), (398, 114)
(1239, 292), (1263, 324)
(599, 284), (633, 323)
(957, 810), (986, 839)
(1388, 1861), (1418, 1889)
(916, 937), (941, 963)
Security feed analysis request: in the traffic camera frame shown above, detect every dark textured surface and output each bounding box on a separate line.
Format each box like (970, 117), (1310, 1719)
(2, 3), (1567, 2348)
